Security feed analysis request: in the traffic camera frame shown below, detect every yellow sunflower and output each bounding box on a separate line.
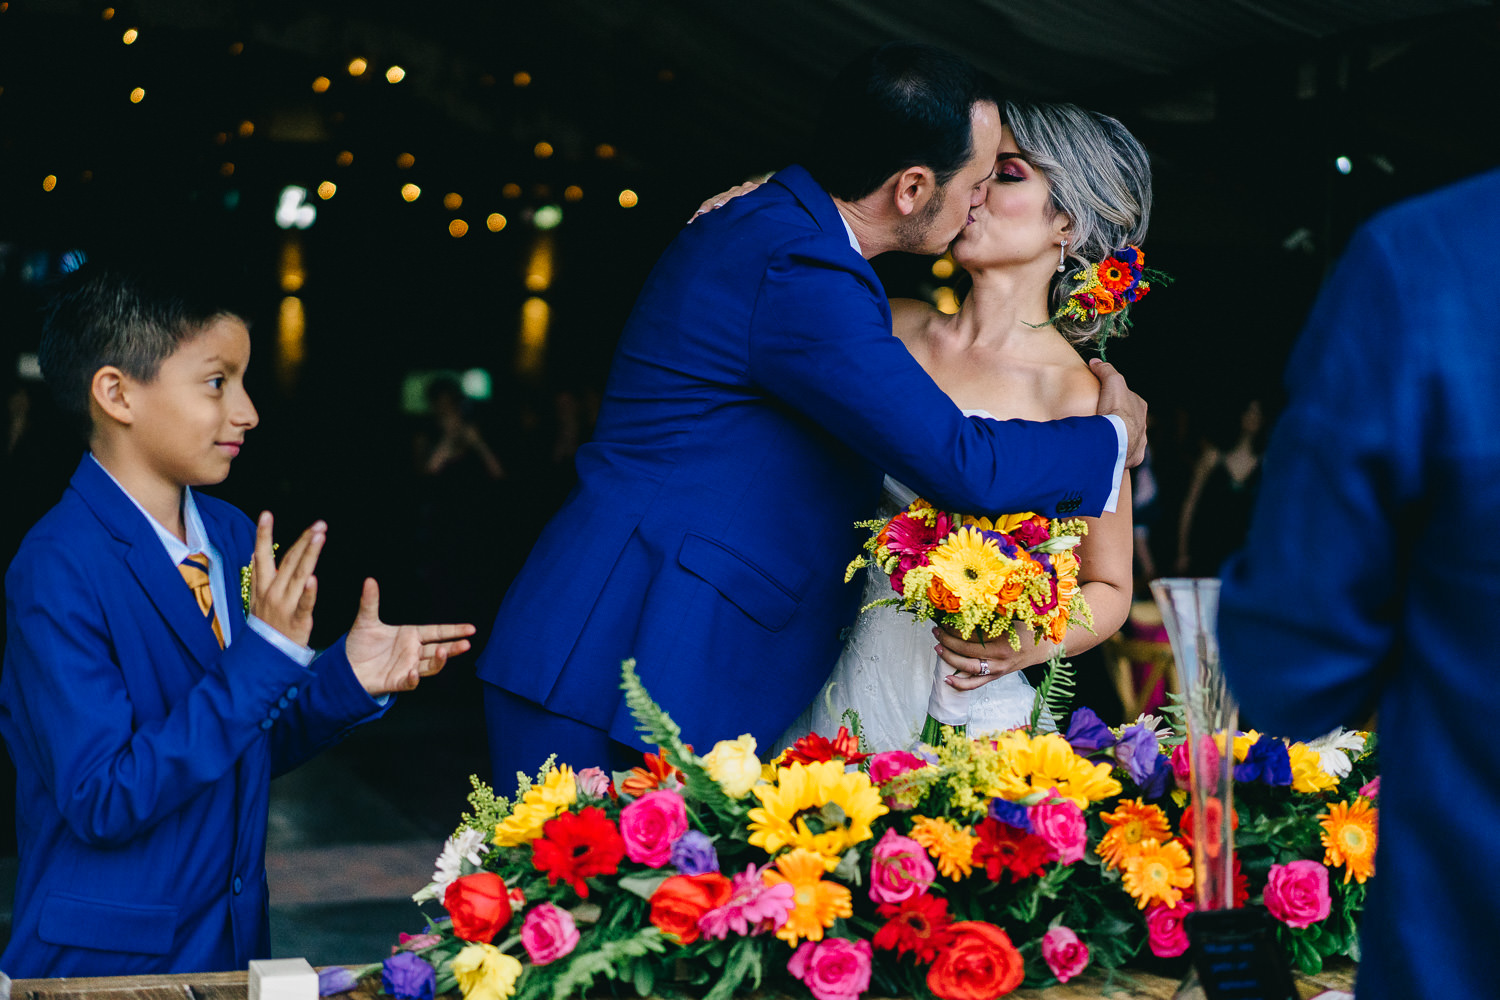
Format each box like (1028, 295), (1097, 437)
(909, 815), (978, 880)
(1096, 798), (1173, 870)
(1287, 742), (1338, 794)
(492, 765), (577, 847)
(963, 511), (1037, 534)
(747, 760), (888, 870)
(991, 731), (1122, 808)
(926, 527), (1015, 607)
(763, 848), (852, 944)
(1121, 838), (1194, 909)
(1321, 798), (1377, 884)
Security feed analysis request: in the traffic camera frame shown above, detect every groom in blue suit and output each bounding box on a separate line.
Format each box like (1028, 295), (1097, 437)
(480, 43), (1146, 783)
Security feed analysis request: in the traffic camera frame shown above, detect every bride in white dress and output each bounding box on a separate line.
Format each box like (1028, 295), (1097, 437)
(779, 101), (1150, 752)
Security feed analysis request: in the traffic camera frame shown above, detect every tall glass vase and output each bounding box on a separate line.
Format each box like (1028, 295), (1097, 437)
(1151, 577), (1237, 910)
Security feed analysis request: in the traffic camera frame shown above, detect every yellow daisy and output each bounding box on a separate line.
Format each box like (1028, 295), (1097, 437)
(1287, 742), (1338, 794)
(763, 848), (852, 945)
(926, 527), (1014, 607)
(909, 815), (977, 880)
(747, 760), (888, 870)
(1096, 798), (1173, 870)
(1321, 798), (1377, 884)
(992, 731), (1122, 808)
(492, 765), (577, 847)
(1121, 838), (1194, 909)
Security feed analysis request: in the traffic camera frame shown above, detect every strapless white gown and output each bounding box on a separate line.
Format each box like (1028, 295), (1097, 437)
(777, 414), (1036, 754)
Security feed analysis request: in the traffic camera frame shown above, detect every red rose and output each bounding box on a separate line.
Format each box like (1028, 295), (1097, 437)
(926, 921), (1025, 1000)
(443, 872), (513, 943)
(648, 872), (734, 945)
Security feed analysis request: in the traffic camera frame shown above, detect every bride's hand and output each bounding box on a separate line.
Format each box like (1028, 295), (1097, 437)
(687, 180), (764, 222)
(933, 625), (1054, 692)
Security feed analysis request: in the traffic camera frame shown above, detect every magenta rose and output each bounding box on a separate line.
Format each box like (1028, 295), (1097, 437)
(1027, 791), (1086, 866)
(1263, 860), (1332, 929)
(619, 789), (689, 868)
(1146, 901), (1194, 958)
(520, 902), (580, 965)
(1171, 734), (1221, 789)
(868, 751), (928, 785)
(788, 938), (873, 1000)
(1040, 926), (1089, 984)
(868, 828), (937, 905)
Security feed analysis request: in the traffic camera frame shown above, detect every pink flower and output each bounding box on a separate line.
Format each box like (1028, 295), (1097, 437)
(1263, 860), (1332, 929)
(868, 751), (928, 786)
(576, 766), (614, 799)
(1011, 518), (1050, 549)
(1027, 791), (1086, 866)
(395, 931), (443, 952)
(868, 828), (937, 905)
(1171, 734), (1220, 789)
(1040, 926), (1089, 983)
(788, 938), (873, 1000)
(520, 902), (580, 965)
(698, 864), (796, 940)
(882, 510), (951, 559)
(1358, 775), (1380, 800)
(1145, 901), (1194, 958)
(619, 789), (689, 868)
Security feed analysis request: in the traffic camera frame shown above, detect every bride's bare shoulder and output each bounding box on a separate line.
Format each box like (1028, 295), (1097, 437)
(1051, 354), (1104, 420)
(889, 297), (939, 341)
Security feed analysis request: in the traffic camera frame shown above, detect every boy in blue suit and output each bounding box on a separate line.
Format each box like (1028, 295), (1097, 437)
(0, 267), (475, 977)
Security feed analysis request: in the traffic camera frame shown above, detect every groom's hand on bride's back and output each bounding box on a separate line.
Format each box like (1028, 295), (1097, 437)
(1090, 359), (1148, 469)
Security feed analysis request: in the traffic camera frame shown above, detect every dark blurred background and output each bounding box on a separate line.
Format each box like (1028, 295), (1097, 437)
(2, 0), (1498, 965)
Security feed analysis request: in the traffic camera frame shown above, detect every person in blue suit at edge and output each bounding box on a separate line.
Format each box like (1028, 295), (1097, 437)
(0, 265), (476, 977)
(478, 41), (1149, 787)
(1218, 168), (1500, 1000)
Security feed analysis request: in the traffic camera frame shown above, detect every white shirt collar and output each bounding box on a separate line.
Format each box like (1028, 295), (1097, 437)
(90, 453), (209, 562)
(834, 208), (862, 255)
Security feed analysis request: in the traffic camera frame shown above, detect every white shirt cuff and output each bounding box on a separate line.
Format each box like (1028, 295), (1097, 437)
(1101, 414), (1127, 515)
(247, 615), (317, 667)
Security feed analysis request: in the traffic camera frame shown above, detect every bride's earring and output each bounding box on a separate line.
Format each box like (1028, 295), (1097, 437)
(1056, 240), (1068, 272)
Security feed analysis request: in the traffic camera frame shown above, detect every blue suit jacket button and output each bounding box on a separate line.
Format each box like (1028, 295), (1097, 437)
(285, 686), (298, 699)
(268, 707), (281, 720)
(233, 876), (243, 894)
(277, 696), (289, 709)
(260, 718), (274, 731)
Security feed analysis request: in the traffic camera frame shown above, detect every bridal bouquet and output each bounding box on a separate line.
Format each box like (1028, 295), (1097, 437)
(341, 662), (1374, 1000)
(845, 500), (1095, 741)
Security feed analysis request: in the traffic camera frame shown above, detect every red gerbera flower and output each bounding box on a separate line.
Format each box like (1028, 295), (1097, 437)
(1095, 256), (1140, 295)
(620, 749), (686, 797)
(531, 806), (628, 897)
(874, 892), (956, 964)
(972, 817), (1054, 883)
(782, 725), (871, 766)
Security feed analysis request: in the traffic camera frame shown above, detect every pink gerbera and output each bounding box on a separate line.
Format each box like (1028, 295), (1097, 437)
(880, 509), (952, 559)
(698, 864), (797, 940)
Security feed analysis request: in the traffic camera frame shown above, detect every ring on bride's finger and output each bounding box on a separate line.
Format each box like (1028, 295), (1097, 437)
(978, 660), (990, 675)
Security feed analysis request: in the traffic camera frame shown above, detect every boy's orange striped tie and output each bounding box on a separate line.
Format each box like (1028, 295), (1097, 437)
(178, 552), (225, 649)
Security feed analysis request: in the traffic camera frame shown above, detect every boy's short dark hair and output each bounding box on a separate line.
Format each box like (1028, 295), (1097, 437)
(39, 264), (246, 439)
(805, 42), (995, 202)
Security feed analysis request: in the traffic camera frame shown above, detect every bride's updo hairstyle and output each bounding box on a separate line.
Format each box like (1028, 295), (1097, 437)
(1003, 101), (1152, 347)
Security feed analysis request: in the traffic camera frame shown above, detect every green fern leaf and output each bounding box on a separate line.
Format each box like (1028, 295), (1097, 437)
(1029, 649), (1077, 733)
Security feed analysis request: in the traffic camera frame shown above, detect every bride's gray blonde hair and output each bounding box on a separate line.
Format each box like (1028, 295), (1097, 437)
(1003, 100), (1153, 347)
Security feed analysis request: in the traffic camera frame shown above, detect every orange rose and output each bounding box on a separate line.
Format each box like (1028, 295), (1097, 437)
(927, 576), (962, 612)
(926, 921), (1025, 1000)
(998, 575), (1024, 604)
(648, 873), (734, 945)
(1047, 614), (1068, 644)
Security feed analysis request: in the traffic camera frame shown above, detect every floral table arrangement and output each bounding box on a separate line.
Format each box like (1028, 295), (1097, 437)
(332, 661), (1376, 1000)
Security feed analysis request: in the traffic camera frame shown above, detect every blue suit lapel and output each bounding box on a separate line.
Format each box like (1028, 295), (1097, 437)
(68, 458), (226, 665)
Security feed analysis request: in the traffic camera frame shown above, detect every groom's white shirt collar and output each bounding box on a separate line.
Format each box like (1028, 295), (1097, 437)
(834, 209), (862, 255)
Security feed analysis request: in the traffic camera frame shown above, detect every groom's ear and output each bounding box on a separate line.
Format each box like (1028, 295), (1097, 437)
(891, 165), (937, 218)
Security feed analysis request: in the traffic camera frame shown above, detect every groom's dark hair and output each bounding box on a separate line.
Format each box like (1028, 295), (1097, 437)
(805, 42), (994, 202)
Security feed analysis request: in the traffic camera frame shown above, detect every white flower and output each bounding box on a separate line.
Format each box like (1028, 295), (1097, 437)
(412, 827), (490, 903)
(1305, 728), (1366, 779)
(1132, 713), (1174, 740)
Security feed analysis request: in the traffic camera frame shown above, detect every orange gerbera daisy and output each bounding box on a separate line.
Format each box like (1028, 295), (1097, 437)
(763, 848), (852, 944)
(909, 815), (978, 881)
(1121, 838), (1194, 909)
(620, 749), (686, 797)
(1321, 798), (1377, 884)
(1096, 799), (1173, 870)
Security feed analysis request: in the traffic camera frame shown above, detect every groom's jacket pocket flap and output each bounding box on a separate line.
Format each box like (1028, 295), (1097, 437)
(39, 890), (179, 954)
(678, 533), (799, 631)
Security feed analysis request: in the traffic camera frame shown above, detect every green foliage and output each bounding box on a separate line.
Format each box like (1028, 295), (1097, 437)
(528, 927), (667, 1000)
(454, 774), (511, 837)
(1028, 649), (1076, 733)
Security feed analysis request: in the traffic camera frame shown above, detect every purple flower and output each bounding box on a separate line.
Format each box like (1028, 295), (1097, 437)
(1234, 734), (1293, 786)
(1114, 724), (1161, 786)
(318, 967), (359, 996)
(1064, 707), (1117, 754)
(1138, 754), (1174, 800)
(671, 829), (720, 875)
(381, 952), (436, 1000)
(987, 797), (1032, 832)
